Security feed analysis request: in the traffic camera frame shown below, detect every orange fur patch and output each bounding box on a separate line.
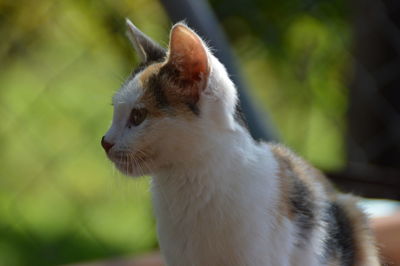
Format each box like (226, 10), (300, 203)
(139, 63), (163, 85)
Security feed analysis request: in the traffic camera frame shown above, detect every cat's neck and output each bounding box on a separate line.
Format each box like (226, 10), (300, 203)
(154, 123), (257, 182)
(150, 124), (278, 266)
(149, 126), (276, 215)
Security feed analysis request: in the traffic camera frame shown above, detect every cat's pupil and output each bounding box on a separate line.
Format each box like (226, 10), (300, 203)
(128, 108), (147, 127)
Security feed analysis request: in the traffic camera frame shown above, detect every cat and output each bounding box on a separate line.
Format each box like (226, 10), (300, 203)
(101, 19), (381, 266)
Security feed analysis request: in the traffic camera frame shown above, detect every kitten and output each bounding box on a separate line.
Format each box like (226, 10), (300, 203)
(101, 19), (380, 266)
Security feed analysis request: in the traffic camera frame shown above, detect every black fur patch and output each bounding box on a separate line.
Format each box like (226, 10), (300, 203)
(147, 72), (169, 108)
(322, 202), (355, 266)
(289, 176), (316, 244)
(130, 62), (149, 79)
(155, 65), (201, 116)
(187, 102), (200, 116)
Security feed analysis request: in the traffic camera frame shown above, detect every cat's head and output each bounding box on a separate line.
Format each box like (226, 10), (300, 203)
(101, 19), (238, 177)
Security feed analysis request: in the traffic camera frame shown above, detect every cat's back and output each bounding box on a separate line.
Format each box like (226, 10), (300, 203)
(268, 143), (380, 266)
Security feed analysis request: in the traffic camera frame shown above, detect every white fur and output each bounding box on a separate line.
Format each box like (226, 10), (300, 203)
(148, 54), (292, 265)
(104, 27), (345, 266)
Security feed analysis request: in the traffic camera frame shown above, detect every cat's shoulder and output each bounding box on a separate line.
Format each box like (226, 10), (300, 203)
(266, 142), (335, 196)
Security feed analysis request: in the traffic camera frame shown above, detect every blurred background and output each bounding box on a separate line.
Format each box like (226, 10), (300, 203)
(0, 0), (399, 265)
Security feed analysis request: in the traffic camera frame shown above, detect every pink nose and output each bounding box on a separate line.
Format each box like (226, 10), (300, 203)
(101, 136), (114, 153)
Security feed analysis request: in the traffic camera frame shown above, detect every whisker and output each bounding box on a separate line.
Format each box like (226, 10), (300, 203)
(136, 149), (153, 176)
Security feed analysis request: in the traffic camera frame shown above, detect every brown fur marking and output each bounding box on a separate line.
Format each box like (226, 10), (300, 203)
(139, 63), (163, 85)
(269, 143), (321, 221)
(269, 143), (334, 199)
(139, 63), (201, 119)
(271, 147), (295, 221)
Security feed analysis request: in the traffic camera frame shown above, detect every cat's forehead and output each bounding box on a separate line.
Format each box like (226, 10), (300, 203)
(113, 63), (163, 107)
(113, 75), (143, 107)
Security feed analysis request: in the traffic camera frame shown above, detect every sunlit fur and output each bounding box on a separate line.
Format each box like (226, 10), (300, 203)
(103, 22), (380, 266)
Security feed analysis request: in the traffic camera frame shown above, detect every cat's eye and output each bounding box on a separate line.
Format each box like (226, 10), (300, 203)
(128, 108), (148, 127)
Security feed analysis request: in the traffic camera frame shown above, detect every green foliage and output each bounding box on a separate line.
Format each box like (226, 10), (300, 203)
(0, 0), (350, 265)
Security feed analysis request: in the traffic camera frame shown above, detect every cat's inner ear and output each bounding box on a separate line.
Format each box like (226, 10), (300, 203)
(166, 24), (210, 90)
(126, 19), (166, 63)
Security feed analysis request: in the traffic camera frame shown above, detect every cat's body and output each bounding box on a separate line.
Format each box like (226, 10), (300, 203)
(102, 20), (380, 266)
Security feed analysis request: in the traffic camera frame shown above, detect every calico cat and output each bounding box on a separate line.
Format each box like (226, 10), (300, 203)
(101, 19), (380, 266)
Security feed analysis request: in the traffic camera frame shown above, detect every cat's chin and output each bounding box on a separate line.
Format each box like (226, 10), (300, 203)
(107, 150), (152, 177)
(112, 160), (150, 177)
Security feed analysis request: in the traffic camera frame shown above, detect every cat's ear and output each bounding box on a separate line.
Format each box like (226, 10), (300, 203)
(126, 19), (166, 63)
(165, 23), (210, 95)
